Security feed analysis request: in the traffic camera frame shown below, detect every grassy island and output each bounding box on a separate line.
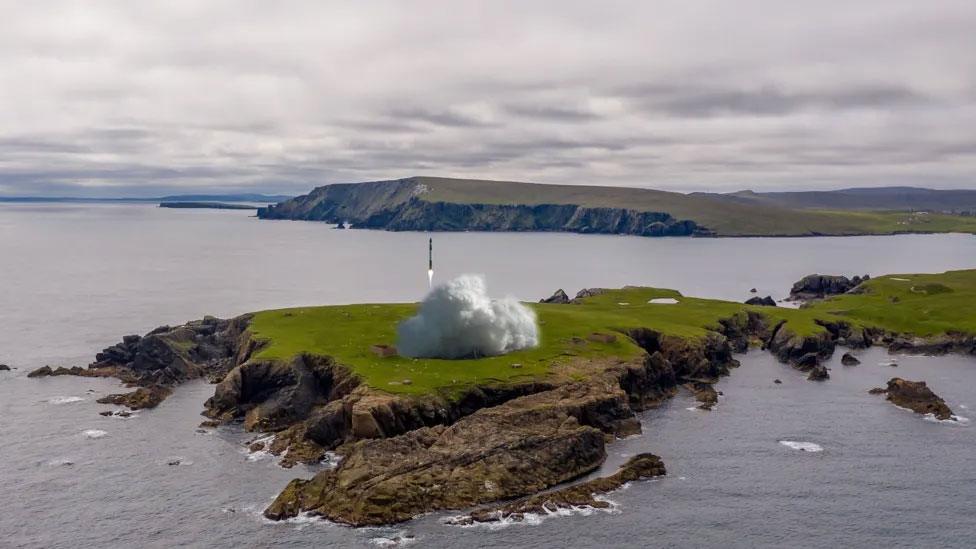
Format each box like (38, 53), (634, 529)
(246, 269), (976, 398)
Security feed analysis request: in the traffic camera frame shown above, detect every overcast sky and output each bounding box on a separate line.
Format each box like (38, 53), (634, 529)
(2, 1), (975, 197)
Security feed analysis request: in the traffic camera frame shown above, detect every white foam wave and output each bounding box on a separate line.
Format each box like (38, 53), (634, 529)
(923, 414), (970, 426)
(779, 440), (823, 452)
(449, 496), (620, 530)
(48, 396), (85, 404)
(322, 451), (343, 469)
(368, 531), (417, 546)
(244, 434), (276, 462)
(82, 429), (107, 439)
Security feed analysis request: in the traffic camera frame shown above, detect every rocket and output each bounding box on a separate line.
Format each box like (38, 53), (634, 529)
(427, 237), (434, 288)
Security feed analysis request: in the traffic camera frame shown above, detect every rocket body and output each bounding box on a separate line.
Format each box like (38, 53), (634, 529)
(427, 237), (434, 288)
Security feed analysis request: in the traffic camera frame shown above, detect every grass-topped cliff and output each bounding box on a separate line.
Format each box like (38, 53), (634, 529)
(245, 269), (976, 399)
(258, 176), (976, 237)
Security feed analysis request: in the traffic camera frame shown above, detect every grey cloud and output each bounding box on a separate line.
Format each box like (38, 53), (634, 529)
(1, 0), (975, 196)
(385, 108), (495, 128)
(626, 84), (931, 118)
(502, 104), (602, 122)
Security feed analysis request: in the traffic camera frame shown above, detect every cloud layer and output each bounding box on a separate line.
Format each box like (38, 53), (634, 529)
(2, 1), (975, 196)
(397, 274), (538, 359)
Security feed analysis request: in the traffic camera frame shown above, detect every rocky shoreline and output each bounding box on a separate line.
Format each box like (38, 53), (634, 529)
(25, 278), (976, 527)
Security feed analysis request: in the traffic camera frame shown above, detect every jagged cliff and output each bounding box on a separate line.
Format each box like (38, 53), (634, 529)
(258, 178), (706, 237)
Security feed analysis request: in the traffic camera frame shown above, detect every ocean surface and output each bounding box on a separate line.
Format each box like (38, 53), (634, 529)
(1, 203), (975, 548)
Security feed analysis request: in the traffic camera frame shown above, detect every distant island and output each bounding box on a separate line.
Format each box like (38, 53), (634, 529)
(0, 192), (293, 204)
(258, 176), (976, 237)
(159, 202), (257, 210)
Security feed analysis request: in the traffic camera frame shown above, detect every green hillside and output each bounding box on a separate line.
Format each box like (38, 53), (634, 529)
(415, 176), (976, 236)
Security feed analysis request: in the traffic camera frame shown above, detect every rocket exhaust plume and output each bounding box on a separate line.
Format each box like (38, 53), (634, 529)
(428, 237), (434, 288)
(397, 274), (539, 359)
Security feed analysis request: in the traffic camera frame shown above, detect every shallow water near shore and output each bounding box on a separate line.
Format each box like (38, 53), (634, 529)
(2, 203), (975, 548)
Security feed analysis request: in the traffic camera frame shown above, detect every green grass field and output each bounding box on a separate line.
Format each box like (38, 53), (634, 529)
(805, 270), (976, 336)
(246, 270), (976, 398)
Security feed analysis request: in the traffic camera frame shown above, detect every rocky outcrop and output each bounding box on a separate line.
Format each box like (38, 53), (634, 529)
(764, 322), (834, 369)
(684, 382), (719, 410)
(449, 453), (666, 525)
(745, 296), (777, 307)
(806, 365), (829, 381)
(841, 353), (861, 366)
(572, 288), (609, 303)
(96, 386), (172, 410)
(540, 289), (570, 304)
(264, 379), (640, 525)
(0, 364), (10, 371)
(27, 365), (118, 378)
(28, 314), (254, 406)
(877, 378), (955, 420)
(789, 274), (869, 301)
(90, 315), (253, 386)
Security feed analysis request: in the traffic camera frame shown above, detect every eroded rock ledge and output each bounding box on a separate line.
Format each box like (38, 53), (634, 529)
(447, 453), (666, 525)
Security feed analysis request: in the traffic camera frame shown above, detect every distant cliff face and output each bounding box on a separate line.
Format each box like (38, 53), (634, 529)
(258, 178), (707, 237)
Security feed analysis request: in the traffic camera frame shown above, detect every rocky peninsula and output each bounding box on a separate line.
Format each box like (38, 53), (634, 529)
(28, 269), (976, 526)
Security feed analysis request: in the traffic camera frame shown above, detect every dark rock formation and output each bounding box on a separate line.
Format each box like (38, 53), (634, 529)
(96, 386), (172, 410)
(868, 387), (887, 395)
(806, 365), (829, 381)
(0, 364), (9, 371)
(28, 314), (254, 406)
(572, 288), (608, 302)
(684, 382), (718, 410)
(745, 296), (777, 307)
(27, 365), (102, 378)
(789, 274), (869, 301)
(841, 352), (861, 366)
(880, 378), (955, 420)
(99, 410), (133, 418)
(540, 289), (570, 304)
(449, 453), (666, 525)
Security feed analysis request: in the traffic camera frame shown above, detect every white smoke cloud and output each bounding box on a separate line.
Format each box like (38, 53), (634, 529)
(397, 274), (539, 359)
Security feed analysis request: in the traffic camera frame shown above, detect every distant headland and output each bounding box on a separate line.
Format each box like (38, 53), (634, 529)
(258, 176), (976, 238)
